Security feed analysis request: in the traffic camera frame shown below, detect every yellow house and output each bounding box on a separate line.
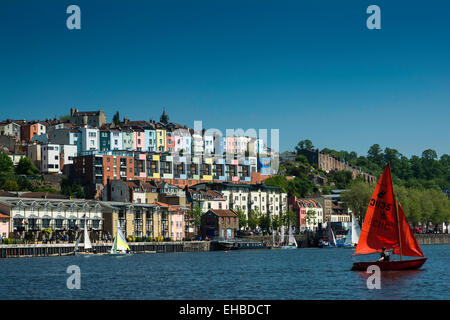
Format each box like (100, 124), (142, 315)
(102, 202), (170, 240)
(156, 128), (166, 152)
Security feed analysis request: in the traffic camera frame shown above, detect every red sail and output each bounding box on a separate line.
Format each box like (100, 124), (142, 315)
(393, 203), (424, 257)
(355, 164), (400, 255)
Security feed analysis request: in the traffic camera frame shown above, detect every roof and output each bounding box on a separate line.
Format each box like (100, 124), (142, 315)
(19, 192), (70, 200)
(0, 192), (17, 197)
(0, 213), (10, 219)
(72, 111), (102, 116)
(151, 201), (187, 211)
(207, 209), (238, 217)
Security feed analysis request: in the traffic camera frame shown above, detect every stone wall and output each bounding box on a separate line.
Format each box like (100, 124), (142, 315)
(415, 234), (450, 245)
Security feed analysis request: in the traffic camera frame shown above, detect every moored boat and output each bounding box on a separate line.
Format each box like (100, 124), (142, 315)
(343, 213), (360, 248)
(281, 225), (297, 249)
(73, 216), (99, 256)
(108, 222), (132, 256)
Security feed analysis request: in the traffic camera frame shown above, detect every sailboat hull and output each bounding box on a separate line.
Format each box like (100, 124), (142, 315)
(351, 258), (427, 271)
(281, 245), (297, 249)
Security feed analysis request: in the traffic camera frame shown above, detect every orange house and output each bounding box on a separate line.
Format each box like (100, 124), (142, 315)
(21, 122), (45, 143)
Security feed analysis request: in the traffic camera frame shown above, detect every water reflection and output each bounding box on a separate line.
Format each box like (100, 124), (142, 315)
(354, 268), (425, 299)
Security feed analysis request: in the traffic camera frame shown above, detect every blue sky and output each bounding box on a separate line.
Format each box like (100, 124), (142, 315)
(0, 0), (449, 157)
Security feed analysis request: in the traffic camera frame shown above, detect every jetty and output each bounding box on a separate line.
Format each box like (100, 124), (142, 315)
(0, 241), (210, 258)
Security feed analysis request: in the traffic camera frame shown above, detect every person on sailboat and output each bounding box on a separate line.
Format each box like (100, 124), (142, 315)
(378, 247), (390, 262)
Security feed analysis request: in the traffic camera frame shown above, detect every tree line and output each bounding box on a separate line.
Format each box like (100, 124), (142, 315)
(0, 153), (84, 198)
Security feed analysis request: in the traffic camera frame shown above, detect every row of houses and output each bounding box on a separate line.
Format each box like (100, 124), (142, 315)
(1, 109), (276, 183)
(0, 194), (243, 242)
(70, 151), (275, 198)
(0, 108), (269, 159)
(0, 186), (351, 242)
(0, 194), (191, 241)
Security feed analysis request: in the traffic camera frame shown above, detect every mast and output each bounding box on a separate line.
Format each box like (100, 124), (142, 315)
(389, 163), (403, 261)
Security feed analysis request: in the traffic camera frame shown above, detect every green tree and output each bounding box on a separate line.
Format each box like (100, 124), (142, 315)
(295, 155), (309, 165)
(112, 111), (121, 126)
(0, 153), (14, 174)
(341, 180), (375, 226)
(235, 207), (247, 229)
(190, 204), (203, 230)
(15, 157), (40, 176)
(306, 209), (316, 228)
(295, 139), (314, 153)
(248, 209), (261, 230)
(61, 177), (85, 198)
(2, 180), (19, 191)
(367, 144), (383, 167)
(259, 213), (272, 233)
(282, 210), (297, 227)
(271, 214), (281, 231)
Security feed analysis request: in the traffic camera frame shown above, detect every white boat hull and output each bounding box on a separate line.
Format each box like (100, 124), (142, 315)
(281, 245), (297, 249)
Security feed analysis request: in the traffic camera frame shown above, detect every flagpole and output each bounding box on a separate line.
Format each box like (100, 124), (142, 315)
(389, 163), (403, 261)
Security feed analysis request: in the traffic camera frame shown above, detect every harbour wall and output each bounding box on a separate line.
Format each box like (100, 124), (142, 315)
(415, 234), (450, 245)
(243, 233), (450, 247)
(0, 241), (210, 258)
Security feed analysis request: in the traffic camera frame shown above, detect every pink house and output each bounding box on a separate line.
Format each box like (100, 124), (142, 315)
(133, 130), (145, 151)
(170, 208), (185, 241)
(166, 131), (175, 153)
(288, 196), (307, 231)
(0, 213), (10, 239)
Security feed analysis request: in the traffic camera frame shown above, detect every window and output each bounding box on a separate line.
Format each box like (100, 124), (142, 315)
(55, 155), (58, 160)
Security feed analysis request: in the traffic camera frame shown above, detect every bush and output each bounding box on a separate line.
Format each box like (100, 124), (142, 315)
(2, 238), (24, 244)
(135, 236), (143, 242)
(2, 180), (19, 191)
(146, 236), (153, 242)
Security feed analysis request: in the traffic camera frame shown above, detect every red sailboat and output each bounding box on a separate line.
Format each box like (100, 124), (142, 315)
(351, 164), (427, 271)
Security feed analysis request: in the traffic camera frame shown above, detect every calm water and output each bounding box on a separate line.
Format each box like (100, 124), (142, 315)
(1, 244), (449, 300)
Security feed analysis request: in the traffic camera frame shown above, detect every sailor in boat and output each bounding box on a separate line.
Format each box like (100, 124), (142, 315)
(377, 247), (390, 262)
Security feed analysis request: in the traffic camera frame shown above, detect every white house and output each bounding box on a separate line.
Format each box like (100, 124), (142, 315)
(80, 127), (99, 152)
(41, 144), (60, 173)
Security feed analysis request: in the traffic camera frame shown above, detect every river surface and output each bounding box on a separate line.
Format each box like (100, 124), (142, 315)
(1, 244), (449, 300)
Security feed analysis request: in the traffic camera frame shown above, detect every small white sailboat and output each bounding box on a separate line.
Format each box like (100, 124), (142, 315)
(109, 222), (132, 256)
(320, 223), (337, 248)
(344, 213), (361, 248)
(270, 227), (281, 249)
(281, 225), (297, 249)
(74, 217), (95, 256)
